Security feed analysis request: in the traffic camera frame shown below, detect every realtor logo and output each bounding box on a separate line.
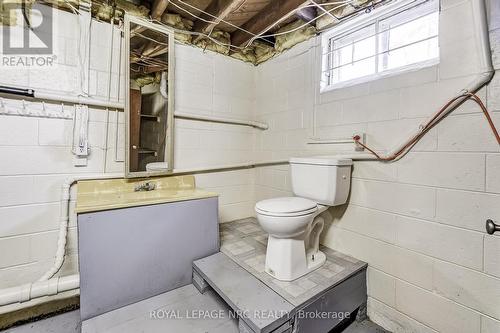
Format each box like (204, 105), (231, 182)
(2, 1), (53, 55)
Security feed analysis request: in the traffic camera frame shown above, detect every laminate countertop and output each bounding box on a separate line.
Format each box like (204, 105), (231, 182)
(76, 175), (218, 213)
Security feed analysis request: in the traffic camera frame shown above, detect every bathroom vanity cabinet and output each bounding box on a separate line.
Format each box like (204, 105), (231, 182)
(76, 177), (219, 321)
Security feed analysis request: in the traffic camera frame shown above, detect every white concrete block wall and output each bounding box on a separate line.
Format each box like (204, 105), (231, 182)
(0, 8), (256, 301)
(253, 0), (500, 332)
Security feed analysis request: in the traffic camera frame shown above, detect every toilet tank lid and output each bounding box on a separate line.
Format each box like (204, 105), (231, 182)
(289, 156), (353, 166)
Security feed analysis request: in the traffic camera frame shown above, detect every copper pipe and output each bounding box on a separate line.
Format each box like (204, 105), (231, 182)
(353, 93), (500, 161)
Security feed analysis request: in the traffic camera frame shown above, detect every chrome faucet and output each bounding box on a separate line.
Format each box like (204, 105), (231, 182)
(134, 181), (156, 192)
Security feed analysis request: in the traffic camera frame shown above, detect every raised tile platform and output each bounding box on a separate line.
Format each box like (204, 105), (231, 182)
(194, 218), (368, 333)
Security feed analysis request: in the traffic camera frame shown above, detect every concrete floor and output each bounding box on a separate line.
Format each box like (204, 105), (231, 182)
(3, 308), (387, 333)
(343, 320), (389, 333)
(3, 310), (81, 333)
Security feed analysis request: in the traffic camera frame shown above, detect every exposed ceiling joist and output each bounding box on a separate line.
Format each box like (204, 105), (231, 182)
(193, 0), (247, 34)
(231, 0), (309, 47)
(151, 0), (170, 19)
(295, 6), (316, 24)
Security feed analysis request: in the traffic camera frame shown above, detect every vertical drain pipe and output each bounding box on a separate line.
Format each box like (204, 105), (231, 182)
(382, 0), (494, 159)
(0, 173), (123, 307)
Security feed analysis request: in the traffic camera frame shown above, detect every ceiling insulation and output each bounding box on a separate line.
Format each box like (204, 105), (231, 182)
(1, 0), (391, 65)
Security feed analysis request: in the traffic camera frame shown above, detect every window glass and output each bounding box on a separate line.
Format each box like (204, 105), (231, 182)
(322, 0), (439, 90)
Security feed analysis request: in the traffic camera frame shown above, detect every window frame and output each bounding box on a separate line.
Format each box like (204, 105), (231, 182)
(320, 0), (440, 92)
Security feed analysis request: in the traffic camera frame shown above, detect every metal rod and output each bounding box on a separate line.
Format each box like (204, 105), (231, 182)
(0, 86), (34, 97)
(173, 112), (269, 130)
(35, 91), (125, 109)
(0, 86), (268, 130)
(307, 139), (354, 144)
(172, 160), (288, 175)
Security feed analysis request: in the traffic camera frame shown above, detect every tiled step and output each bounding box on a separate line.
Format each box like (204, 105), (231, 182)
(193, 252), (294, 333)
(193, 251), (368, 333)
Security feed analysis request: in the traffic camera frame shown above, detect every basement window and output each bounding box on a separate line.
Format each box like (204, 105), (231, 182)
(321, 0), (439, 91)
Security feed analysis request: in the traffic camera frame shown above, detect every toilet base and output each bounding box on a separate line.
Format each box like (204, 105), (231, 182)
(264, 235), (326, 281)
(306, 249), (326, 273)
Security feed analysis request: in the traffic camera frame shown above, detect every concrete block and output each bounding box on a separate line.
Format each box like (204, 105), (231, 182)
(0, 236), (30, 269)
(29, 231), (58, 261)
(0, 116), (38, 146)
(433, 260), (500, 319)
(440, 36), (482, 79)
(351, 160), (398, 182)
(397, 152), (485, 191)
(368, 297), (437, 333)
(367, 268), (396, 307)
(486, 154), (500, 193)
(484, 235), (500, 278)
(437, 113), (500, 152)
(440, 1), (475, 44)
(436, 189), (500, 232)
(331, 205), (397, 244)
(481, 316), (500, 333)
(349, 179), (436, 219)
(395, 216), (483, 270)
(0, 203), (60, 238)
(395, 280), (480, 333)
(341, 90), (400, 124)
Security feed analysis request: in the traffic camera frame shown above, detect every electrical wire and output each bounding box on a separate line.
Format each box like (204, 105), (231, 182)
(58, 0), (380, 53)
(150, 19), (250, 52)
(242, 1), (357, 48)
(171, 0), (359, 49)
(353, 93), (500, 161)
(134, 32), (169, 45)
(172, 0), (259, 38)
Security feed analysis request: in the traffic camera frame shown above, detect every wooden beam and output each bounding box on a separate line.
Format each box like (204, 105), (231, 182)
(295, 6), (316, 24)
(151, 0), (170, 20)
(193, 0), (247, 34)
(231, 0), (308, 47)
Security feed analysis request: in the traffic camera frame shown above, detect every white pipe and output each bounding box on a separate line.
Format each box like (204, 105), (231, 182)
(308, 138), (356, 144)
(0, 275), (80, 306)
(0, 173), (122, 306)
(160, 72), (168, 99)
(34, 92), (125, 109)
(4, 94), (270, 131)
(384, 0), (493, 159)
(172, 160), (289, 174)
(172, 154), (376, 174)
(37, 173), (123, 282)
(173, 112), (269, 130)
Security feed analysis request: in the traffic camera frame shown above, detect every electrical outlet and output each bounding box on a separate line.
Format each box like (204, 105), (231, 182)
(353, 132), (366, 151)
(73, 156), (88, 167)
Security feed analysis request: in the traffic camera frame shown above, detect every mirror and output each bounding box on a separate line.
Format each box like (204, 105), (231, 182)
(125, 15), (174, 178)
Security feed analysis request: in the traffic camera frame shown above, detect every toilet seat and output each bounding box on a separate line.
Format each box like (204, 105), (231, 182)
(255, 197), (317, 217)
(255, 206), (317, 217)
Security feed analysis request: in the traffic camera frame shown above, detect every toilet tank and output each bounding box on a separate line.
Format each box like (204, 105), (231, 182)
(289, 156), (353, 206)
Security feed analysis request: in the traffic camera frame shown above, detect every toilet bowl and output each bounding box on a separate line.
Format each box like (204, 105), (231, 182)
(256, 197), (328, 281)
(255, 156), (353, 281)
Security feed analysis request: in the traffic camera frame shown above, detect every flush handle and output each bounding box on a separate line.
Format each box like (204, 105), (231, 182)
(486, 219), (500, 235)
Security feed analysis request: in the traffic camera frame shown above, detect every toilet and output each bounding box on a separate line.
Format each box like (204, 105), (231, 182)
(255, 156), (353, 281)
